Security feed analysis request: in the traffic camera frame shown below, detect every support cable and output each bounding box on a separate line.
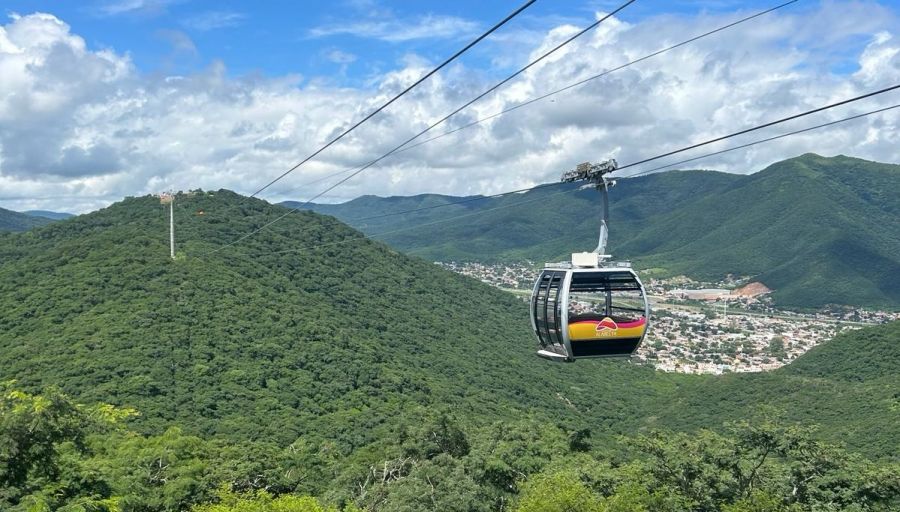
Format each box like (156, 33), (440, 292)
(272, 0), (797, 201)
(618, 103), (900, 180)
(611, 83), (900, 175)
(382, 0), (801, 161)
(244, 0), (538, 201)
(222, 98), (899, 257)
(207, 0), (637, 255)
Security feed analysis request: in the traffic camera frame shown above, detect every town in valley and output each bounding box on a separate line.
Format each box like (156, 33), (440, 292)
(437, 261), (899, 374)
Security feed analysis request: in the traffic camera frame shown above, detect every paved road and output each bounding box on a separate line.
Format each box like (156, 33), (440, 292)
(645, 295), (873, 326)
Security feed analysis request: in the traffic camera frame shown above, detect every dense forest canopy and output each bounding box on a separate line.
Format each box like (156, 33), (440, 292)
(2, 383), (898, 511)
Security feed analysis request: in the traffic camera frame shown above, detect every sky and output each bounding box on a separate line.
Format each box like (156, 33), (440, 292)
(1, 0), (899, 213)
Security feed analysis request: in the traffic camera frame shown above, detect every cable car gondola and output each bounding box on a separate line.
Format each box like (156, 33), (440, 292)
(529, 160), (650, 362)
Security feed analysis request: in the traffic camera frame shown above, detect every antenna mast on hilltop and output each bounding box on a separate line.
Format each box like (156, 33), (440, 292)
(159, 193), (175, 260)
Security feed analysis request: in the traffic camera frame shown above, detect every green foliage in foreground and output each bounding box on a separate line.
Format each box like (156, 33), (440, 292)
(192, 489), (358, 512)
(2, 385), (898, 512)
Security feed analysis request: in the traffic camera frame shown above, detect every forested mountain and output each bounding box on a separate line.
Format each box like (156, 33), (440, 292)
(1, 191), (669, 442)
(651, 321), (900, 459)
(290, 154), (900, 308)
(1, 191), (897, 511)
(0, 206), (55, 232)
(22, 209), (74, 220)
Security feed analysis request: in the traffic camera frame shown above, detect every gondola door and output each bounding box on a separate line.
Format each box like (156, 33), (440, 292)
(532, 270), (574, 361)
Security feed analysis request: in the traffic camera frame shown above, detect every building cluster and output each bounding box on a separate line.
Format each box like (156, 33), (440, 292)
(819, 306), (900, 323)
(635, 307), (850, 374)
(436, 261), (898, 374)
(436, 261), (536, 289)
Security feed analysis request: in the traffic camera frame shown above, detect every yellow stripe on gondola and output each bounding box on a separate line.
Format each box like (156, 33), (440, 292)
(568, 320), (646, 341)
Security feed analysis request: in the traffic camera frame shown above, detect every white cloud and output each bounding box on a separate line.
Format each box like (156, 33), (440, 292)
(0, 13), (132, 189)
(308, 14), (480, 42)
(96, 0), (179, 17)
(326, 48), (358, 65)
(855, 31), (900, 85)
(181, 11), (245, 31)
(1, 5), (900, 214)
(155, 29), (197, 55)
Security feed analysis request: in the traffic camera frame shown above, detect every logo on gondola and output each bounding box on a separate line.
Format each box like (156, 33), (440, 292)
(596, 317), (618, 336)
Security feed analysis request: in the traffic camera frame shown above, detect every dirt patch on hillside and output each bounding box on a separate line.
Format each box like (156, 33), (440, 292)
(733, 282), (772, 297)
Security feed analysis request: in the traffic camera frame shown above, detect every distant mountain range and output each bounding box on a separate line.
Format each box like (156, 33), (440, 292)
(0, 208), (73, 232)
(286, 154), (900, 309)
(23, 210), (74, 220)
(0, 207), (56, 232)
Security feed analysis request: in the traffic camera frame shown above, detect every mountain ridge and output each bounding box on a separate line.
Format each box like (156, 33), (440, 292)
(0, 191), (670, 443)
(22, 209), (74, 220)
(0, 206), (56, 232)
(288, 154), (900, 308)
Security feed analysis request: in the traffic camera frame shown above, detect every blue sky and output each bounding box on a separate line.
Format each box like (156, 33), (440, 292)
(1, 1), (899, 212)
(3, 0), (829, 82)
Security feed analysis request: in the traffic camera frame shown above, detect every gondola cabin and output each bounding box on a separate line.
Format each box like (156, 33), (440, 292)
(531, 252), (649, 362)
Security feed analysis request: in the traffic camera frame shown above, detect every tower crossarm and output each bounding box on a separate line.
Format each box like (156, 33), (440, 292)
(560, 159), (617, 185)
(558, 158), (618, 260)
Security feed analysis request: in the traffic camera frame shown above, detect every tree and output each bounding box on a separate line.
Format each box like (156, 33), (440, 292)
(401, 413), (470, 460)
(767, 337), (786, 360)
(191, 488), (356, 512)
(722, 491), (798, 512)
(515, 471), (602, 512)
(0, 384), (132, 511)
(368, 455), (488, 512)
(1, 384), (91, 494)
(89, 427), (211, 511)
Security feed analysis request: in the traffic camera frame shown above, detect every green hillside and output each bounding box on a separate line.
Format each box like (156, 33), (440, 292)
(1, 191), (898, 510)
(285, 192), (486, 228)
(2, 190), (898, 451)
(287, 170), (740, 263)
(783, 318), (900, 382)
(0, 206), (55, 232)
(22, 209), (74, 220)
(291, 154), (900, 308)
(0, 191), (673, 443)
(653, 321), (900, 458)
(626, 154), (900, 308)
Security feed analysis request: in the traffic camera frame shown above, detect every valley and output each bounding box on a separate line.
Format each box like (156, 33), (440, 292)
(297, 154), (900, 309)
(437, 261), (898, 374)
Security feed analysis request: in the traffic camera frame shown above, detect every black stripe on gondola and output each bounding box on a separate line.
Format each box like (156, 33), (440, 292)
(570, 337), (642, 358)
(611, 306), (647, 313)
(548, 273), (563, 346)
(534, 272), (552, 348)
(542, 273), (553, 346)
